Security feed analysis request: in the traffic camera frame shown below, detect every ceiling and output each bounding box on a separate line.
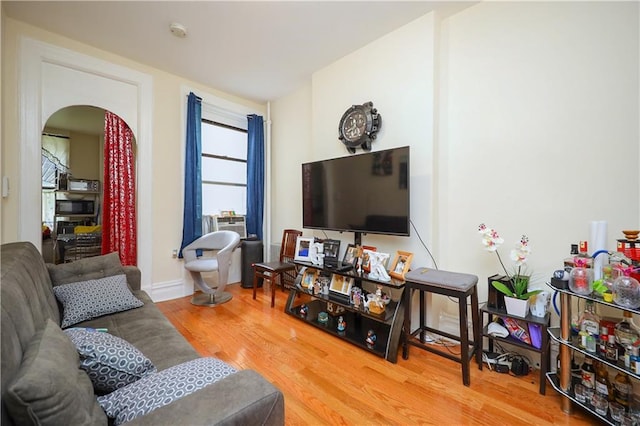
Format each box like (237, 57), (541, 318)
(3, 1), (474, 105)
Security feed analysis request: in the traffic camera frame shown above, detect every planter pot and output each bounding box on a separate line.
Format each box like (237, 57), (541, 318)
(504, 296), (530, 318)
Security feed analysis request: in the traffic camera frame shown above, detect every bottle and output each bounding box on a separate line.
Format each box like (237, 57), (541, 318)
(605, 334), (618, 362)
(578, 300), (600, 348)
(602, 265), (615, 292)
(599, 326), (609, 356)
(631, 346), (640, 374)
(595, 361), (614, 402)
(581, 357), (596, 390)
(615, 311), (639, 357)
(614, 371), (632, 408)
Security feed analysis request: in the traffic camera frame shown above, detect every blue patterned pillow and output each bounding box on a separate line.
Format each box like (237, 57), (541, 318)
(64, 328), (156, 393)
(98, 358), (237, 425)
(53, 274), (143, 328)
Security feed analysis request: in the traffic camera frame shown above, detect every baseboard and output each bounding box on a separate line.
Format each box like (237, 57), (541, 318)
(146, 279), (187, 302)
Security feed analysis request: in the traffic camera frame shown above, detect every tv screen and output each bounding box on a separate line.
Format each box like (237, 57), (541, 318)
(302, 146), (410, 236)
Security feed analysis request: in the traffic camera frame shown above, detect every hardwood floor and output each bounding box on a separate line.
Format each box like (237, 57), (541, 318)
(157, 283), (596, 425)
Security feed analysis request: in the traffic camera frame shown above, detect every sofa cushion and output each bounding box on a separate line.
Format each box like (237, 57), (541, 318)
(98, 357), (237, 425)
(4, 319), (107, 425)
(48, 251), (126, 285)
(65, 328), (157, 393)
(54, 274), (143, 328)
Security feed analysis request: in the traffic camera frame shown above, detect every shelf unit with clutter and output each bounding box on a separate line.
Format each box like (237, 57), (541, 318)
(285, 260), (406, 363)
(548, 230), (640, 424)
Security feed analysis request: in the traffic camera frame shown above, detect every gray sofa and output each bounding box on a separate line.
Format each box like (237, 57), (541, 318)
(1, 241), (284, 425)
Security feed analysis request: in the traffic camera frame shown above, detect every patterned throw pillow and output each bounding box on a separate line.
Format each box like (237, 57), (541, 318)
(64, 328), (156, 393)
(53, 274), (144, 328)
(98, 358), (237, 425)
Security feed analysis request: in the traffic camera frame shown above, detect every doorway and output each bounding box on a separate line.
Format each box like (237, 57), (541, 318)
(41, 105), (137, 264)
(19, 37), (152, 288)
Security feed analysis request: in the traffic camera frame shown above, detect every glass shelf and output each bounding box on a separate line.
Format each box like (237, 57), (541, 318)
(546, 282), (640, 316)
(548, 327), (640, 381)
(546, 372), (615, 425)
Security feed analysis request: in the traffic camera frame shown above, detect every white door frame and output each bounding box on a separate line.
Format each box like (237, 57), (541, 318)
(18, 36), (153, 290)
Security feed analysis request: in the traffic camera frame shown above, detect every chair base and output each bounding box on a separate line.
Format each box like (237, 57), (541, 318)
(191, 291), (233, 307)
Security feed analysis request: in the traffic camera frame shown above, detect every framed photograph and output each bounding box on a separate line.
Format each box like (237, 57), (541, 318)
(389, 250), (413, 280)
(300, 268), (318, 289)
(294, 236), (314, 262)
(361, 246), (377, 273)
(329, 274), (353, 296)
(342, 244), (360, 267)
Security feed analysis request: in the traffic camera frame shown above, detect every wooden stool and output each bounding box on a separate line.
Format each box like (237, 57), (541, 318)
(402, 267), (481, 386)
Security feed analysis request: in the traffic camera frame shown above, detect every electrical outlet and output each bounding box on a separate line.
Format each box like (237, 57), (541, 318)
(172, 249), (178, 258)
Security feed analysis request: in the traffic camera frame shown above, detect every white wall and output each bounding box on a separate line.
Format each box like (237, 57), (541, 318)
(271, 2), (639, 328)
(309, 13), (436, 265)
(440, 1), (639, 300)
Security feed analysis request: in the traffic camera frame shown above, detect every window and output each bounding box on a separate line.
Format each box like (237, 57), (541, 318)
(201, 119), (247, 216)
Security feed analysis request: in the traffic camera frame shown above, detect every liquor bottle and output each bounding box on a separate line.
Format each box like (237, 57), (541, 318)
(598, 326), (609, 357)
(578, 300), (600, 348)
(615, 311), (639, 357)
(605, 334), (619, 362)
(594, 361), (614, 401)
(614, 371), (632, 408)
(581, 357), (596, 390)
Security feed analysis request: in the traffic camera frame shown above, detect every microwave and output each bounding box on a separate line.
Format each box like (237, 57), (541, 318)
(55, 200), (95, 215)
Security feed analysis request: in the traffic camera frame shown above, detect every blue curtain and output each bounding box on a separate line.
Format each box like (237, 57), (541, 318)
(179, 92), (202, 258)
(246, 114), (264, 240)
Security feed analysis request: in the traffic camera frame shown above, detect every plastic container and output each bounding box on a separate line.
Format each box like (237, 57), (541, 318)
(569, 263), (594, 295)
(613, 274), (640, 309)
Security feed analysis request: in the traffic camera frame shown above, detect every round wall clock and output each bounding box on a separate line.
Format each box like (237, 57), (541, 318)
(338, 101), (381, 153)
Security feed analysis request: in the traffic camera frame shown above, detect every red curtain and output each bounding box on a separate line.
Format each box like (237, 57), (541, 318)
(102, 111), (137, 266)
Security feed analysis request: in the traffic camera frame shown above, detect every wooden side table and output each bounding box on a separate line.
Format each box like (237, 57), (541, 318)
(479, 302), (550, 395)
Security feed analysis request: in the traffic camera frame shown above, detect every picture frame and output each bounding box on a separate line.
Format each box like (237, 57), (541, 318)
(294, 236), (314, 262)
(322, 239), (341, 268)
(342, 244), (360, 267)
(300, 268), (318, 289)
(329, 274), (353, 296)
(389, 250), (413, 280)
(361, 246), (377, 273)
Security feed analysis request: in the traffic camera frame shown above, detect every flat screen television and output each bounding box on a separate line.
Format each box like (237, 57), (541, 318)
(302, 146), (410, 238)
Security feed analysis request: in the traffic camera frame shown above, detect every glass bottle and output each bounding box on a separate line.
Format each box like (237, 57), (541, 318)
(595, 361), (614, 402)
(614, 371), (632, 408)
(615, 311), (639, 357)
(578, 300), (600, 348)
(599, 326), (609, 357)
(605, 334), (618, 362)
(581, 357), (596, 390)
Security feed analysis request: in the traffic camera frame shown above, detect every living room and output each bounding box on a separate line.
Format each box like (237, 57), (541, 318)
(1, 1), (638, 424)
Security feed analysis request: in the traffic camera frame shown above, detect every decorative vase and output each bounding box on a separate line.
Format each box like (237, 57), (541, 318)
(504, 296), (530, 318)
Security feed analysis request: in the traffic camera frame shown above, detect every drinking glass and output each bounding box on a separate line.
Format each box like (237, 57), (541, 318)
(610, 402), (625, 422)
(592, 394), (608, 416)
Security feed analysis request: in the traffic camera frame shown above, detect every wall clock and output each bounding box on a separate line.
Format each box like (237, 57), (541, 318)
(338, 101), (381, 153)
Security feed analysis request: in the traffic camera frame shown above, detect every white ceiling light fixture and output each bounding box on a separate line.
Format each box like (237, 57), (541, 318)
(170, 22), (187, 38)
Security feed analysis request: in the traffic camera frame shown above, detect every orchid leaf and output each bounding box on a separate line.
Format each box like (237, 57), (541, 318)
(491, 281), (514, 297)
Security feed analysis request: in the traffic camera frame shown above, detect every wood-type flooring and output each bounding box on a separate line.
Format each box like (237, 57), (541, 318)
(157, 283), (597, 425)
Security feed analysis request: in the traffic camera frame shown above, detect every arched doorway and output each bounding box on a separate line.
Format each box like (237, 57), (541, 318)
(40, 105), (137, 264)
(19, 37), (152, 288)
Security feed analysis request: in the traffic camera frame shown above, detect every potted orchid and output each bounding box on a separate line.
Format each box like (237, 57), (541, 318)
(478, 223), (542, 317)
